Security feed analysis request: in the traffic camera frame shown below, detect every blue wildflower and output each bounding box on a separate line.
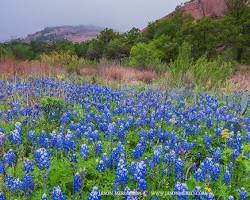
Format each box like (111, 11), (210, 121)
(51, 186), (67, 200)
(80, 144), (89, 160)
(34, 148), (50, 170)
(73, 173), (82, 195)
(88, 187), (101, 200)
(3, 149), (16, 167)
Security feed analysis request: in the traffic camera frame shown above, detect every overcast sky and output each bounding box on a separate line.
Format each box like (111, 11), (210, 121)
(0, 0), (187, 41)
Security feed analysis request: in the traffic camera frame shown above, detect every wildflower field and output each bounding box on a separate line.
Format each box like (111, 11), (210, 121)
(0, 79), (249, 200)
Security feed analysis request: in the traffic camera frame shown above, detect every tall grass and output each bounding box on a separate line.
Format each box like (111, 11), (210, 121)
(192, 56), (233, 88)
(169, 42), (233, 88)
(169, 42), (193, 87)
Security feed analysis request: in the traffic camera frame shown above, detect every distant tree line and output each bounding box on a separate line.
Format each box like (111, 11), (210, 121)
(0, 0), (249, 70)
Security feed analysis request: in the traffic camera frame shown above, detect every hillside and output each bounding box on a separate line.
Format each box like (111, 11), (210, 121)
(160, 0), (226, 21)
(20, 25), (103, 43)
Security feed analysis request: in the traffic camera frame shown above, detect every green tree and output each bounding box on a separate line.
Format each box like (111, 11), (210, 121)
(30, 40), (49, 58)
(180, 18), (233, 59)
(0, 44), (13, 61)
(129, 42), (164, 69)
(75, 42), (89, 58)
(98, 28), (118, 45)
(86, 39), (104, 60)
(225, 0), (249, 21)
(11, 43), (34, 60)
(104, 37), (129, 60)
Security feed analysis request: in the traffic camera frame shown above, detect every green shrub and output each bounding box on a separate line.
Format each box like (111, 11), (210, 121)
(192, 56), (233, 88)
(129, 42), (163, 70)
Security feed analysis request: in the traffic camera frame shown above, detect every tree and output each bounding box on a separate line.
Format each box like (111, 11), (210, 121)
(86, 39), (104, 61)
(104, 37), (129, 60)
(75, 42), (89, 58)
(129, 42), (164, 69)
(0, 44), (13, 61)
(30, 40), (49, 58)
(11, 43), (34, 60)
(179, 18), (233, 59)
(98, 28), (117, 45)
(225, 0), (249, 21)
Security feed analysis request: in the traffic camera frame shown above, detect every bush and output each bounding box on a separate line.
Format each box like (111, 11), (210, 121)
(192, 56), (233, 88)
(129, 42), (163, 70)
(11, 43), (34, 60)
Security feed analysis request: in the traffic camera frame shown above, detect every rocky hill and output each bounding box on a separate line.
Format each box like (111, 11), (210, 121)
(20, 25), (103, 43)
(161, 0), (226, 21)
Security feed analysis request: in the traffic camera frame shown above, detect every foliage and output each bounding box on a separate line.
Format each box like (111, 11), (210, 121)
(191, 56), (233, 88)
(10, 43), (34, 60)
(169, 42), (193, 86)
(129, 42), (163, 70)
(39, 51), (78, 66)
(0, 45), (13, 61)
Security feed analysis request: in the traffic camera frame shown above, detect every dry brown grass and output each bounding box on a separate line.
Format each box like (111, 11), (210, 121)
(98, 66), (157, 84)
(0, 59), (65, 78)
(0, 59), (157, 84)
(228, 71), (250, 91)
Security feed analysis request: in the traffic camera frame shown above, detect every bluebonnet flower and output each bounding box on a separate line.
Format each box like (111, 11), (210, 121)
(51, 132), (63, 151)
(246, 132), (250, 143)
(72, 173), (82, 195)
(20, 174), (34, 196)
(214, 127), (222, 138)
(5, 175), (21, 194)
(0, 193), (6, 200)
(80, 144), (89, 160)
(95, 142), (103, 156)
(3, 149), (16, 167)
(149, 146), (162, 169)
(88, 187), (101, 200)
(23, 159), (34, 174)
(228, 196), (234, 200)
(212, 148), (222, 163)
(63, 133), (75, 152)
(236, 134), (243, 151)
(204, 193), (215, 200)
(41, 193), (48, 200)
(162, 168), (169, 176)
(164, 150), (177, 167)
(114, 156), (128, 189)
(203, 134), (212, 150)
(0, 161), (5, 175)
(193, 186), (203, 200)
(224, 169), (231, 185)
(195, 168), (205, 183)
(210, 163), (220, 181)
(0, 131), (6, 148)
(8, 128), (22, 146)
(51, 186), (67, 200)
(97, 159), (106, 173)
(175, 158), (184, 181)
(70, 153), (78, 165)
(28, 130), (37, 144)
(132, 142), (146, 160)
(37, 131), (50, 148)
(232, 149), (240, 161)
(239, 188), (246, 200)
(173, 182), (189, 200)
(34, 148), (50, 170)
(132, 161), (147, 191)
(124, 187), (137, 200)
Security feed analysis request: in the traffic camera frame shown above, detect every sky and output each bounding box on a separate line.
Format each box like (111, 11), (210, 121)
(0, 0), (187, 41)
